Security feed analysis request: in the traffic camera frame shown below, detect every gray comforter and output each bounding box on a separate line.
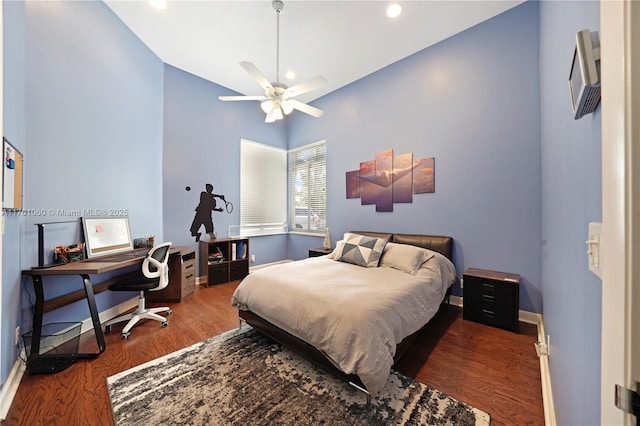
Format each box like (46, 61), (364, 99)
(231, 253), (455, 395)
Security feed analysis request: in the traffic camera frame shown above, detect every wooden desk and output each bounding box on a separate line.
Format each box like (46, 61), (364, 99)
(22, 247), (185, 372)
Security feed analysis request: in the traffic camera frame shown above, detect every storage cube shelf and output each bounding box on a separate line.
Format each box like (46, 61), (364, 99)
(199, 238), (249, 286)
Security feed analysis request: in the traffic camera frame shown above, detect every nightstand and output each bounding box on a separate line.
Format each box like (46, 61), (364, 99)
(462, 268), (520, 332)
(308, 247), (332, 257)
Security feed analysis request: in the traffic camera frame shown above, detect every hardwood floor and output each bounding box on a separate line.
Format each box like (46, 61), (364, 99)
(3, 281), (544, 425)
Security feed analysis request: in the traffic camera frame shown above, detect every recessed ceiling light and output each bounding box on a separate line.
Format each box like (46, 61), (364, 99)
(285, 70), (296, 80)
(150, 0), (167, 10)
(386, 3), (402, 18)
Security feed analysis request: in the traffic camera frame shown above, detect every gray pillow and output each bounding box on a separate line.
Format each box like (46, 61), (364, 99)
(335, 233), (388, 267)
(379, 242), (435, 275)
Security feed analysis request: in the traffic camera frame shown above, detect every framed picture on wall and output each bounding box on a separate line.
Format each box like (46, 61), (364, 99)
(3, 137), (24, 211)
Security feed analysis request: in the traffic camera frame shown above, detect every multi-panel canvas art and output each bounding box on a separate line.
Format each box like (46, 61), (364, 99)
(345, 149), (434, 212)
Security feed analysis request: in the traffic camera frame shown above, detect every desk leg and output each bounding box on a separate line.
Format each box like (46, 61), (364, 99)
(80, 274), (106, 357)
(29, 275), (45, 368)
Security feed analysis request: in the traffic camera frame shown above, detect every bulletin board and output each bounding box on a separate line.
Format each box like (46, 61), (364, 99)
(3, 138), (23, 210)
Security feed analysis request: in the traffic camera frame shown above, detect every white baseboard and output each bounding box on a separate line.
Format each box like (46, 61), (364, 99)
(535, 315), (556, 426)
(0, 297), (138, 420)
(0, 348), (27, 421)
(449, 295), (555, 425)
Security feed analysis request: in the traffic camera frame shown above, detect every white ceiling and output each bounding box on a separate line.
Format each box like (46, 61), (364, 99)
(104, 0), (524, 103)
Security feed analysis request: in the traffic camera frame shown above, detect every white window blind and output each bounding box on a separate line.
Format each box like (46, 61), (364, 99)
(288, 140), (326, 234)
(240, 139), (287, 236)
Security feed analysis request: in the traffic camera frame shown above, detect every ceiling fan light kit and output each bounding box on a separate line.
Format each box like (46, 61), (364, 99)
(218, 0), (326, 123)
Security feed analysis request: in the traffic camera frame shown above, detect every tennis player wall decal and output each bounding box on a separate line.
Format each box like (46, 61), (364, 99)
(186, 183), (233, 242)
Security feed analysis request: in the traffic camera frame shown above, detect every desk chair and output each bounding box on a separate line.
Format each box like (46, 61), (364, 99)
(104, 242), (172, 340)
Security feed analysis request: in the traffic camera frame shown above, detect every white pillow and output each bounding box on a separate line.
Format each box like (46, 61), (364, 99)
(327, 240), (344, 259)
(379, 242), (435, 275)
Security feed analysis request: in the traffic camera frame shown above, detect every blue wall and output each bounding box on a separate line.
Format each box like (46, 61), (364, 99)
(161, 63), (289, 265)
(2, 0), (163, 382)
(289, 2), (542, 314)
(2, 0), (27, 389)
(539, 1), (601, 423)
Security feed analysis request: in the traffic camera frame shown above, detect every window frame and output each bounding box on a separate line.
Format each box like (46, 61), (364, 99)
(288, 140), (327, 235)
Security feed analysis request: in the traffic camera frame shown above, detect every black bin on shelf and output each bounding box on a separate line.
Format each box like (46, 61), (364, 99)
(21, 322), (82, 375)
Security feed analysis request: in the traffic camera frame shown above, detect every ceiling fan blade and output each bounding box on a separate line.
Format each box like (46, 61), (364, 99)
(240, 61), (273, 91)
(218, 95), (267, 101)
(284, 76), (327, 98)
(289, 99), (324, 118)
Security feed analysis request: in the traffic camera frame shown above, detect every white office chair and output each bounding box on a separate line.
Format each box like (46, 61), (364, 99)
(104, 242), (172, 340)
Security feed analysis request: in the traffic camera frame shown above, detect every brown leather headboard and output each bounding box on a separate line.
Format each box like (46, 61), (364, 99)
(350, 231), (454, 261)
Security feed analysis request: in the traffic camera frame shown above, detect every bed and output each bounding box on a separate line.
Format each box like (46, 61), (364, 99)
(230, 231), (456, 396)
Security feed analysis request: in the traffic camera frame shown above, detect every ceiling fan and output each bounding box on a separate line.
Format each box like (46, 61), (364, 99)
(218, 0), (327, 123)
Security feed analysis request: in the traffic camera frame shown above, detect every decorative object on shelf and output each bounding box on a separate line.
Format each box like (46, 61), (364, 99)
(218, 0), (326, 123)
(323, 227), (331, 249)
(345, 148), (435, 212)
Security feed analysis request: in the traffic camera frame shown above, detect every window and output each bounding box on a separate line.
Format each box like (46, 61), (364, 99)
(240, 139), (287, 236)
(288, 141), (326, 233)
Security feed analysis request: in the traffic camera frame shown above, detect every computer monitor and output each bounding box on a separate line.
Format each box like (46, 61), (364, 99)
(82, 216), (133, 258)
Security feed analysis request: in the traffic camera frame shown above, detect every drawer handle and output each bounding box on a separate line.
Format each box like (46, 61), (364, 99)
(185, 264), (194, 269)
(482, 283), (495, 291)
(482, 294), (495, 301)
(186, 274), (194, 279)
(482, 309), (495, 318)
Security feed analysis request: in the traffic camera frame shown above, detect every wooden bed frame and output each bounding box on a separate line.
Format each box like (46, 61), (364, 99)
(238, 231), (454, 393)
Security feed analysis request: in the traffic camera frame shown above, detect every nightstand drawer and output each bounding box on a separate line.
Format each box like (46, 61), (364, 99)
(462, 268), (520, 332)
(464, 279), (515, 301)
(463, 298), (517, 325)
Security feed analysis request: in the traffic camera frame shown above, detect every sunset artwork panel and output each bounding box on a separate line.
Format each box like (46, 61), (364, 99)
(413, 157), (435, 194)
(393, 152), (413, 203)
(345, 149), (435, 212)
(359, 160), (377, 206)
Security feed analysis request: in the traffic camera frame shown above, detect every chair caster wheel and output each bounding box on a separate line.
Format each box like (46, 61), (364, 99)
(162, 321), (169, 327)
(166, 309), (173, 315)
(105, 325), (112, 332)
(121, 332), (130, 340)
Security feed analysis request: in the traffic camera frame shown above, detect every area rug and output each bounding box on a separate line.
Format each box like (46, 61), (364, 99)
(106, 326), (490, 425)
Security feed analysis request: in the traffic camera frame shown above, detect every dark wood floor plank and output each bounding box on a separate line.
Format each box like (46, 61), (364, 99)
(2, 281), (544, 425)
